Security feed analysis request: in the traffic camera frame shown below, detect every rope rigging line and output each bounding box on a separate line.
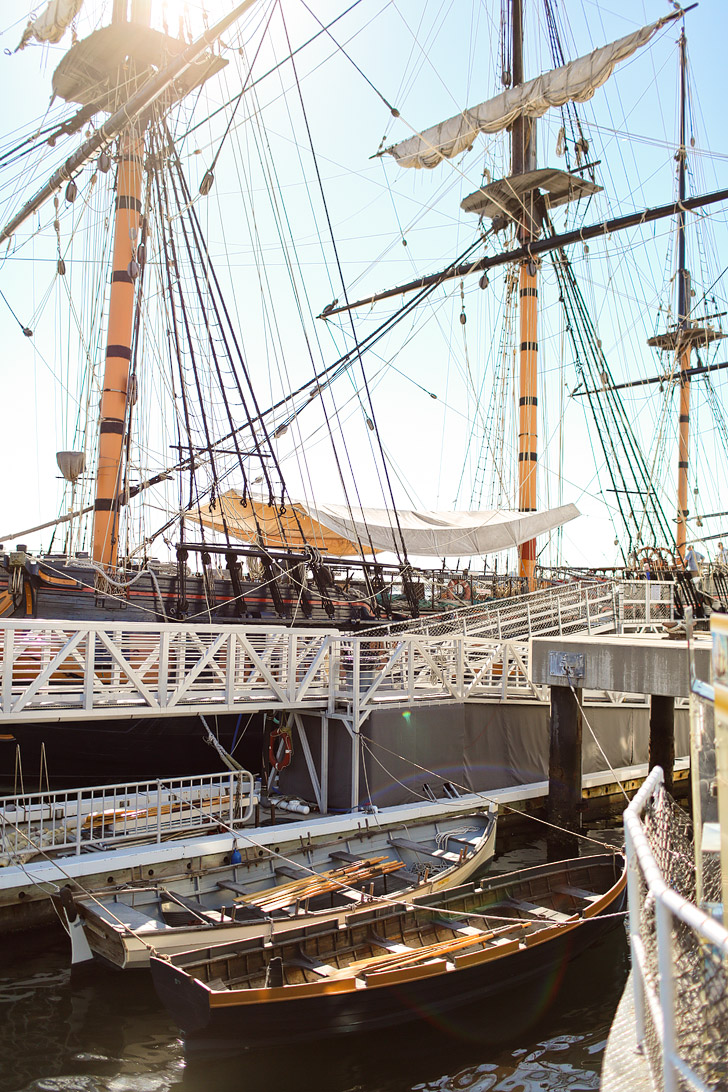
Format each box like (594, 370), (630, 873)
(179, 0), (372, 144)
(197, 0), (281, 182)
(277, 10), (394, 572)
(162, 120), (304, 547)
(151, 122), (219, 548)
(357, 734), (624, 854)
(549, 225), (675, 554)
(297, 0), (399, 116)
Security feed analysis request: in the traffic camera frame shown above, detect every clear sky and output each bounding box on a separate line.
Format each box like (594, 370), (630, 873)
(0, 0), (726, 570)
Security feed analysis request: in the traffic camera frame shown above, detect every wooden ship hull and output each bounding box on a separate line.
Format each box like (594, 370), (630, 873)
(150, 852), (626, 1052)
(0, 553), (375, 627)
(56, 809), (497, 969)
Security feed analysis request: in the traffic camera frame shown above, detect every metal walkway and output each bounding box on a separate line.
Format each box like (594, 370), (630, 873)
(0, 580), (675, 727)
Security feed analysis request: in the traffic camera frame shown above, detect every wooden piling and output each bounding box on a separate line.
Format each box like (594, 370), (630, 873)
(649, 694), (675, 795)
(547, 685), (583, 859)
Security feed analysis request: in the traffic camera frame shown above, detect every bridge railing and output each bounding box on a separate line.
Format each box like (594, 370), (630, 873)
(0, 620), (550, 721)
(0, 770), (256, 862)
(335, 636), (542, 713)
(364, 579), (618, 641)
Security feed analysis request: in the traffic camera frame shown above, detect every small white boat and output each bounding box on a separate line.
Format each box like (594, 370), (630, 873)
(56, 806), (497, 969)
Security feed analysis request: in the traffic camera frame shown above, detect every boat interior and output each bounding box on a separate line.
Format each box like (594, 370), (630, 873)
(172, 854), (623, 991)
(80, 814), (496, 931)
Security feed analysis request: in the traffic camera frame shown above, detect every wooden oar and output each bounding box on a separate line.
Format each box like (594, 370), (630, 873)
(328, 921), (529, 980)
(82, 794), (233, 830)
(236, 857), (392, 904)
(237, 864), (365, 908)
(244, 858), (404, 913)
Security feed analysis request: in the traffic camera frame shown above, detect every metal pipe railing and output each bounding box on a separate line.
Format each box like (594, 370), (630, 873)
(0, 770), (256, 861)
(624, 765), (728, 1092)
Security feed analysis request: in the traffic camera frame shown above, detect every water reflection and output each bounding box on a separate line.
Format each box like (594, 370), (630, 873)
(0, 935), (181, 1092)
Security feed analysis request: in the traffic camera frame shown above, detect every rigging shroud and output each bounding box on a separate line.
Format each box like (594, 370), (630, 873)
(188, 490), (579, 557)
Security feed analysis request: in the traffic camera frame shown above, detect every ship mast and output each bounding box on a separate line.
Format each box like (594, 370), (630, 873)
(646, 25), (724, 563)
(511, 0), (538, 590)
(0, 0), (258, 569)
(92, 0), (146, 569)
(322, 4), (701, 570)
(675, 27), (691, 562)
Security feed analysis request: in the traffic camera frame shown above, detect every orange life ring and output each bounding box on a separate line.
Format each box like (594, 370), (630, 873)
(269, 727), (293, 771)
(448, 580), (471, 601)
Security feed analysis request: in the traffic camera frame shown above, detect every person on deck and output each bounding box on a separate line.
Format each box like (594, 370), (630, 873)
(716, 542), (727, 568)
(685, 545), (705, 579)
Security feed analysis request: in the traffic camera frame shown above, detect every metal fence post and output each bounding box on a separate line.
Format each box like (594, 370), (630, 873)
(158, 628), (169, 708)
(156, 781), (163, 844)
(75, 790), (82, 855)
(84, 629), (95, 710)
(3, 626), (14, 713)
(288, 632), (296, 703)
(624, 824), (647, 1052)
(655, 898), (679, 1092)
(225, 632), (235, 707)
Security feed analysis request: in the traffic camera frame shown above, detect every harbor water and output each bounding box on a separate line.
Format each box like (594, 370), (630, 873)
(0, 835), (629, 1092)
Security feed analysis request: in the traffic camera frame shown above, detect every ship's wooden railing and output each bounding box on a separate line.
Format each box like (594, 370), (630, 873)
(0, 770), (256, 862)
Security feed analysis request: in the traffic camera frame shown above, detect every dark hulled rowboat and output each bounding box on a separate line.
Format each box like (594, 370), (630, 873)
(150, 851), (626, 1052)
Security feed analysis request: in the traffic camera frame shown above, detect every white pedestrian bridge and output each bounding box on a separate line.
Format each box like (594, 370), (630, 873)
(0, 579), (676, 731)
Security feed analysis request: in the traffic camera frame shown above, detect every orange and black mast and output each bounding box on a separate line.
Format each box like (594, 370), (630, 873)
(646, 26), (723, 561)
(511, 0), (539, 590)
(91, 0), (147, 569)
(675, 27), (690, 562)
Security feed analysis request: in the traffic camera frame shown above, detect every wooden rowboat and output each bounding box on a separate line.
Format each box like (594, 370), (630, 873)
(57, 806), (497, 969)
(150, 851), (626, 1053)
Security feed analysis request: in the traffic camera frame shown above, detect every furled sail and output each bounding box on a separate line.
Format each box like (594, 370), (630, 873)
(16, 0), (84, 50)
(189, 493), (367, 556)
(384, 17), (670, 169)
(190, 491), (580, 557)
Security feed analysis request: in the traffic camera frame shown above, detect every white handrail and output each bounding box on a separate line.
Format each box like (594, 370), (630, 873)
(0, 770), (256, 861)
(624, 764), (728, 1092)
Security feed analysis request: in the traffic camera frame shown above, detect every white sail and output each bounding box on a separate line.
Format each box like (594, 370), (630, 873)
(190, 493), (580, 556)
(384, 18), (668, 169)
(17, 0), (84, 51)
(305, 501), (580, 556)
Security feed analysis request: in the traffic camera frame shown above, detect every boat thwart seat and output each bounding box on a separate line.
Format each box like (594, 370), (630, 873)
(386, 835), (460, 863)
(507, 898), (574, 924)
(553, 884), (601, 904)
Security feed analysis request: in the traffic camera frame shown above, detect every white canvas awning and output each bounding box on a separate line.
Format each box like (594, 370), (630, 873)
(384, 17), (670, 169)
(305, 501), (580, 556)
(188, 491), (580, 557)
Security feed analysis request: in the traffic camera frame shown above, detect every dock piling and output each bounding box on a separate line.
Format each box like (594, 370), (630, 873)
(649, 694), (675, 794)
(547, 682), (583, 859)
